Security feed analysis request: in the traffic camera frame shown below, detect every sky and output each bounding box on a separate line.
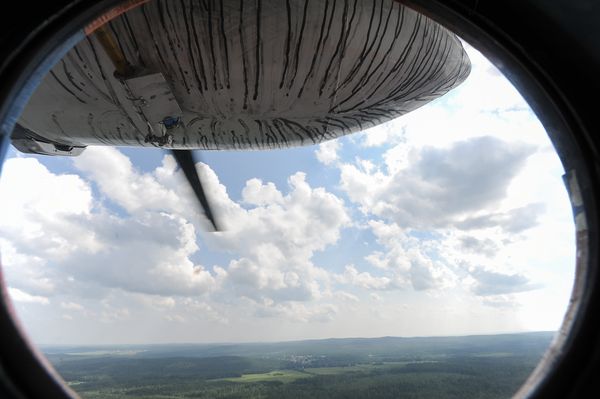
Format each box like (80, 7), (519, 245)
(0, 43), (576, 345)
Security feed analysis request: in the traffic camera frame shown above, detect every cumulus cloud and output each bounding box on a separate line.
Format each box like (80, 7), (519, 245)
(100, 307), (130, 323)
(7, 287), (49, 305)
(480, 295), (520, 309)
(214, 172), (350, 304)
(469, 268), (540, 296)
(242, 179), (284, 206)
(357, 119), (406, 148)
(224, 246), (321, 302)
(370, 293), (383, 301)
(72, 148), (180, 216)
(416, 137), (533, 212)
(360, 220), (458, 292)
(254, 301), (338, 323)
(456, 203), (545, 233)
(343, 129), (554, 300)
(1, 155), (223, 297)
(315, 140), (341, 165)
(409, 256), (442, 291)
(179, 299), (229, 324)
(0, 240), (57, 297)
(340, 136), (538, 232)
(60, 301), (84, 311)
(164, 314), (185, 323)
(135, 295), (176, 309)
(0, 154), (215, 299)
(337, 264), (393, 291)
(0, 157), (95, 259)
(57, 213), (219, 296)
(1, 149), (352, 325)
(335, 291), (359, 303)
(459, 236), (499, 257)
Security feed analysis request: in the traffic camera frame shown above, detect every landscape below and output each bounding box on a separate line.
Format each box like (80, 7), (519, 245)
(43, 332), (554, 399)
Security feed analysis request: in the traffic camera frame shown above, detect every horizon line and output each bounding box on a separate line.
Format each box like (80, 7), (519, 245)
(37, 330), (557, 348)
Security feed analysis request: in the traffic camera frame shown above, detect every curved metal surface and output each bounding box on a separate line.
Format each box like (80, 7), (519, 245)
(17, 0), (470, 150)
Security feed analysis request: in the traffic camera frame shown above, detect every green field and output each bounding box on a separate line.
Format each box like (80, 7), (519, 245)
(215, 362), (413, 383)
(217, 369), (312, 383)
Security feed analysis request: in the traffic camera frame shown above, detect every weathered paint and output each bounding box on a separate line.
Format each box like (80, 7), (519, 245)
(16, 0), (470, 152)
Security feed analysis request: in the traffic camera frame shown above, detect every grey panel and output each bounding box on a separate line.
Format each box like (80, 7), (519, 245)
(125, 72), (183, 126)
(17, 0), (471, 151)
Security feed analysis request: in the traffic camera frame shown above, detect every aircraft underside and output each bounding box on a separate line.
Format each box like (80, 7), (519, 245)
(12, 0), (470, 156)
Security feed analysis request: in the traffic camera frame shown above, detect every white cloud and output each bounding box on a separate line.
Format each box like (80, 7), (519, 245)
(60, 301), (84, 311)
(357, 120), (406, 148)
(164, 314), (185, 323)
(370, 293), (383, 301)
(100, 307), (130, 323)
(469, 268), (540, 296)
(1, 149), (352, 331)
(7, 287), (49, 305)
(242, 179), (284, 206)
(0, 157), (96, 259)
(0, 152), (221, 298)
(56, 212), (219, 296)
(0, 239), (57, 296)
(479, 294), (520, 309)
(179, 299), (229, 324)
(337, 265), (394, 291)
(331, 75), (569, 302)
(340, 137), (537, 232)
(214, 172), (350, 304)
(335, 291), (359, 303)
(72, 148), (180, 216)
(315, 140), (341, 165)
(254, 302), (338, 323)
(136, 295), (176, 309)
(361, 220), (458, 292)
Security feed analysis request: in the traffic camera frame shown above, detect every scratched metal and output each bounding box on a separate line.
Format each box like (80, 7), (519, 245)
(17, 0), (471, 150)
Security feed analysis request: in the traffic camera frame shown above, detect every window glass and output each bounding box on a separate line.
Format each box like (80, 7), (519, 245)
(0, 1), (575, 397)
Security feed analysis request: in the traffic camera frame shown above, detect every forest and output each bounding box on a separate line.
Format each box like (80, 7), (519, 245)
(44, 332), (554, 399)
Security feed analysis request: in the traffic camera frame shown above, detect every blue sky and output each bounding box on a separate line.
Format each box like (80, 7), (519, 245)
(0, 44), (576, 345)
